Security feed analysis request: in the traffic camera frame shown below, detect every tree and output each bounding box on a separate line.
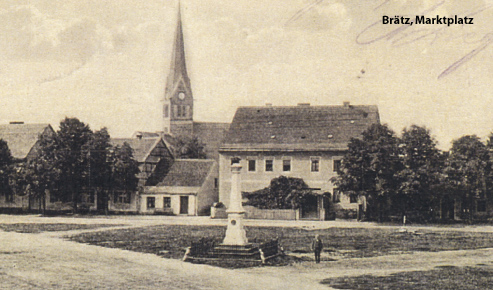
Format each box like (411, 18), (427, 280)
(84, 128), (112, 212)
(395, 125), (443, 221)
(333, 123), (402, 221)
(444, 135), (492, 221)
(174, 135), (207, 159)
(54, 118), (93, 212)
(12, 133), (60, 214)
(243, 176), (313, 209)
(110, 142), (140, 204)
(0, 139), (13, 201)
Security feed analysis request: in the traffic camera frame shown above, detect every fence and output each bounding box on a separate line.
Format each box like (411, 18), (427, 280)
(184, 237), (282, 264)
(244, 206), (299, 220)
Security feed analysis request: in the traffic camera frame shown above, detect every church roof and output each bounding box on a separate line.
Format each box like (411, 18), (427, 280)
(155, 159), (215, 187)
(0, 123), (54, 159)
(110, 137), (162, 163)
(193, 122), (230, 160)
(221, 103), (379, 151)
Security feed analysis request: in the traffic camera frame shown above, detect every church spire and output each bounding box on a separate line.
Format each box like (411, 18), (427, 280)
(165, 1), (191, 99)
(163, 1), (194, 136)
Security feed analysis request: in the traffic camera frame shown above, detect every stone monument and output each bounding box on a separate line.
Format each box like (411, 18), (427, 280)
(183, 163), (281, 265)
(222, 163), (248, 245)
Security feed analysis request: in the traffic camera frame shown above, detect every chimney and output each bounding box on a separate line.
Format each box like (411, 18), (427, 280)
(297, 103), (310, 107)
(136, 133), (143, 140)
(9, 121), (24, 124)
(343, 101), (350, 108)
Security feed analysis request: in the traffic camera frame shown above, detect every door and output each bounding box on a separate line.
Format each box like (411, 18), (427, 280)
(301, 195), (319, 219)
(180, 196), (189, 214)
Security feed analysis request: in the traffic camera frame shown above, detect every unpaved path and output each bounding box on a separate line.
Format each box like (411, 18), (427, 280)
(0, 231), (327, 290)
(1, 214), (492, 289)
(240, 248), (493, 284)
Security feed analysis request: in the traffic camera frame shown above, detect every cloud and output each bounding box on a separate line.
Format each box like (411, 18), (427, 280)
(0, 4), (165, 86)
(285, 0), (351, 32)
(0, 5), (118, 63)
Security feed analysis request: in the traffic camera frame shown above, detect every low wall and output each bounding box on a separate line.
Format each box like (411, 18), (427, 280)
(244, 206), (299, 220)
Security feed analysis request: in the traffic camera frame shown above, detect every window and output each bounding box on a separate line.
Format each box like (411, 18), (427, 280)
(163, 104), (169, 118)
(163, 197), (171, 208)
(282, 159), (291, 172)
(175, 105), (188, 117)
(177, 105), (183, 117)
(248, 159), (256, 172)
(115, 191), (130, 204)
(147, 197), (155, 209)
(214, 178), (218, 189)
(143, 163), (154, 174)
(477, 200), (487, 212)
(173, 105), (178, 117)
(333, 159), (342, 172)
(185, 105), (190, 117)
(311, 158), (320, 172)
(49, 192), (57, 203)
(5, 192), (14, 203)
(231, 157), (241, 165)
(333, 189), (341, 203)
(349, 194), (358, 203)
(89, 192), (95, 204)
(265, 159), (273, 172)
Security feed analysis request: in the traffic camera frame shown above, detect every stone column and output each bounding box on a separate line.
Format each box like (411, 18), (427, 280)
(223, 163), (248, 246)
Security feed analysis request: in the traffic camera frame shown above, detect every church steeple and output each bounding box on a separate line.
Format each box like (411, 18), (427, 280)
(165, 2), (191, 97)
(163, 1), (194, 136)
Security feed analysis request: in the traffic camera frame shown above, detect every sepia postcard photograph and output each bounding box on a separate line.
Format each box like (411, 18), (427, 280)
(0, 0), (492, 289)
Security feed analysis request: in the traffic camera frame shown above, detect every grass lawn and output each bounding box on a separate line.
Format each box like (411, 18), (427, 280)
(321, 265), (493, 290)
(69, 225), (493, 260)
(0, 223), (122, 233)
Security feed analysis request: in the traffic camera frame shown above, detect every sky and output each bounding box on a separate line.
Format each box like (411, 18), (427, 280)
(0, 0), (491, 149)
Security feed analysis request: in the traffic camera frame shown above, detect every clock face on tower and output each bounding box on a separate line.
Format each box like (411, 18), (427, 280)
(178, 92), (185, 100)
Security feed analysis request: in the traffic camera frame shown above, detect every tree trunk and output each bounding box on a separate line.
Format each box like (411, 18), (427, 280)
(28, 194), (32, 212)
(104, 189), (109, 215)
(72, 190), (78, 214)
(42, 193), (46, 216)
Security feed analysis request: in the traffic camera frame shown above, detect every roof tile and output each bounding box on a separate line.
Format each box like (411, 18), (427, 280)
(222, 105), (379, 151)
(156, 159), (215, 187)
(0, 123), (52, 159)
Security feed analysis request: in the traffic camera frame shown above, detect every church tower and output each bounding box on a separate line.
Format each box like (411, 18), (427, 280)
(163, 3), (194, 136)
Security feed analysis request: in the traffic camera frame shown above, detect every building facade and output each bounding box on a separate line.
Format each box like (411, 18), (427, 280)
(0, 122), (55, 212)
(142, 159), (218, 215)
(219, 103), (380, 220)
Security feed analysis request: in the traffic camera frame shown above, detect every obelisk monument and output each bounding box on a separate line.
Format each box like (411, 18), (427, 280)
(222, 163), (248, 245)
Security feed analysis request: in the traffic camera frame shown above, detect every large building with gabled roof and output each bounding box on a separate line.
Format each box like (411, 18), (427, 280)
(219, 102), (380, 220)
(0, 122), (55, 161)
(0, 122), (55, 211)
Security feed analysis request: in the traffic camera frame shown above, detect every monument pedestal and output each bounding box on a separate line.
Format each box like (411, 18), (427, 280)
(222, 213), (248, 246)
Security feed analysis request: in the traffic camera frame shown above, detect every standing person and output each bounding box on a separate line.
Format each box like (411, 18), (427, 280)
(312, 234), (323, 263)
